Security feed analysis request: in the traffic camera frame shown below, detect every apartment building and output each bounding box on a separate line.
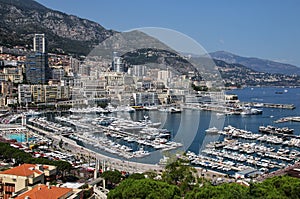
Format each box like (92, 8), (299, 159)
(0, 164), (56, 199)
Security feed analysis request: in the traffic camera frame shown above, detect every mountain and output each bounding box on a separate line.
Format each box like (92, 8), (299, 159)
(0, 0), (114, 55)
(214, 59), (300, 87)
(210, 51), (300, 75)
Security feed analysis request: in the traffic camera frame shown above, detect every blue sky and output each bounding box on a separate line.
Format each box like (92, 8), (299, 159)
(37, 0), (300, 66)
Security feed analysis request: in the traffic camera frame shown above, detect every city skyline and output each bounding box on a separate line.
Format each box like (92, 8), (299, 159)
(36, 0), (300, 67)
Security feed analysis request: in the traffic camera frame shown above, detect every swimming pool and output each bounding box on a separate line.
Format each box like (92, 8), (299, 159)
(8, 133), (36, 142)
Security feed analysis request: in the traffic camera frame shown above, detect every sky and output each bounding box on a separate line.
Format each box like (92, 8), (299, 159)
(36, 0), (300, 67)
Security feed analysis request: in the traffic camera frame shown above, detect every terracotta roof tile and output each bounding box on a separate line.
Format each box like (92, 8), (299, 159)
(15, 184), (72, 199)
(0, 164), (43, 177)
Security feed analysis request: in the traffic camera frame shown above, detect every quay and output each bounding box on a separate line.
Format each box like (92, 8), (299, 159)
(275, 116), (300, 124)
(240, 102), (295, 109)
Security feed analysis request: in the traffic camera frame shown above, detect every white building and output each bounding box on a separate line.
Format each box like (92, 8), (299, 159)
(130, 65), (147, 77)
(33, 33), (46, 53)
(157, 69), (172, 87)
(113, 55), (124, 72)
(132, 92), (159, 106)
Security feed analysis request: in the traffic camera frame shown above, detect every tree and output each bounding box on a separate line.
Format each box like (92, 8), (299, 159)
(53, 160), (72, 175)
(128, 173), (145, 180)
(101, 170), (122, 188)
(108, 178), (181, 199)
(0, 142), (72, 177)
(191, 83), (208, 91)
(162, 159), (197, 193)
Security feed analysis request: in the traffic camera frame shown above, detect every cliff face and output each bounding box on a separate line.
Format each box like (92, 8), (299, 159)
(0, 0), (114, 55)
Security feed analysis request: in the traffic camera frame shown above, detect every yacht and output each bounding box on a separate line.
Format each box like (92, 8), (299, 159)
(159, 107), (181, 113)
(240, 107), (263, 115)
(205, 127), (219, 134)
(144, 106), (158, 111)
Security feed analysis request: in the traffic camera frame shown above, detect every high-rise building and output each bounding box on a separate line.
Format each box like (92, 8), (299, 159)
(112, 52), (124, 72)
(33, 33), (46, 53)
(25, 52), (50, 84)
(26, 34), (51, 84)
(130, 65), (147, 77)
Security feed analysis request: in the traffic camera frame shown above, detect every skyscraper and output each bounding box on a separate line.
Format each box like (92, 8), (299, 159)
(112, 52), (124, 72)
(33, 34), (46, 53)
(25, 34), (50, 84)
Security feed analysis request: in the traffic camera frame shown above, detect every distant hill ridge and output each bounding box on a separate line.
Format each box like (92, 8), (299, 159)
(0, 0), (299, 77)
(210, 51), (300, 76)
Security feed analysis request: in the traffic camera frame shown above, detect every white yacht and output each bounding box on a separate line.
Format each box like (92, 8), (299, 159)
(205, 127), (219, 134)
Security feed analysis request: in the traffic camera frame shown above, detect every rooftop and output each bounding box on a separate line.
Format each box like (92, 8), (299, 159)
(0, 164), (44, 177)
(15, 184), (72, 199)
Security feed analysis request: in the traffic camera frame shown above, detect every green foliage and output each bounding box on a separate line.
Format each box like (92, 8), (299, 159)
(106, 159), (300, 199)
(0, 142), (72, 173)
(101, 170), (122, 185)
(128, 173), (145, 180)
(107, 178), (181, 199)
(185, 175), (300, 199)
(143, 170), (158, 179)
(162, 159), (197, 193)
(83, 188), (93, 199)
(250, 175), (300, 199)
(191, 83), (208, 91)
(186, 183), (249, 199)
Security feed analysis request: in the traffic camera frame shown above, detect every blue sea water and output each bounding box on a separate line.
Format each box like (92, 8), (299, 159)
(139, 87), (300, 161)
(69, 87), (300, 164)
(226, 87), (300, 133)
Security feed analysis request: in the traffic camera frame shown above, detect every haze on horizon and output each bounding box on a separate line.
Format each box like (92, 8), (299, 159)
(37, 0), (300, 67)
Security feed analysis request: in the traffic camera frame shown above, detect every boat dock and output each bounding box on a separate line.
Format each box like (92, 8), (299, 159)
(275, 116), (300, 123)
(240, 102), (296, 109)
(187, 124), (300, 179)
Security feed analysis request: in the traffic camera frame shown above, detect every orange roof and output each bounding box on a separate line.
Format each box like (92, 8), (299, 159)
(15, 184), (72, 199)
(0, 164), (43, 177)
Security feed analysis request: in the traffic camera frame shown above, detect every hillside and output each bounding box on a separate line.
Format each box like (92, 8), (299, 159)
(215, 59), (300, 87)
(210, 51), (300, 75)
(0, 0), (114, 55)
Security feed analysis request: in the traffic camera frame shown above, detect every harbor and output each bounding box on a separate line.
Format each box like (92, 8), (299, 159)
(188, 124), (300, 179)
(26, 114), (183, 160)
(0, 86), (299, 182)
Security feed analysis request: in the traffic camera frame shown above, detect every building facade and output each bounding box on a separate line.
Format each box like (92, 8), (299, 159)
(25, 52), (50, 84)
(33, 34), (46, 53)
(0, 164), (56, 199)
(26, 34), (50, 84)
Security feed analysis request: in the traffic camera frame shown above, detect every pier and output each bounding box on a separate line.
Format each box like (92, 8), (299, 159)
(275, 116), (300, 123)
(240, 102), (296, 109)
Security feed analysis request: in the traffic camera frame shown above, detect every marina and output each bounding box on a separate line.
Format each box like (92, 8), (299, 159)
(188, 124), (300, 178)
(0, 87), (299, 181)
(26, 114), (183, 160)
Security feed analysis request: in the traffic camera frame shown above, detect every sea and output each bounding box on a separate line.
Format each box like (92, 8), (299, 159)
(79, 87), (300, 164)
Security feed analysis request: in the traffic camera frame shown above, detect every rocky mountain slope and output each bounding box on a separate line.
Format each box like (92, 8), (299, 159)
(0, 0), (114, 55)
